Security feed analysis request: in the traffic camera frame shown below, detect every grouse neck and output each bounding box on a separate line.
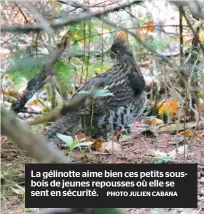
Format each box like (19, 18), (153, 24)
(115, 54), (136, 65)
(113, 58), (137, 75)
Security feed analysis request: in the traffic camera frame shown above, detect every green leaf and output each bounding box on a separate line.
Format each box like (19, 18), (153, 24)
(56, 133), (73, 146)
(94, 89), (114, 98)
(6, 54), (47, 82)
(54, 60), (74, 87)
(56, 133), (93, 148)
(200, 91), (204, 99)
(56, 133), (94, 150)
(78, 90), (91, 95)
(78, 89), (113, 98)
(155, 155), (172, 164)
(70, 140), (81, 150)
(74, 141), (94, 148)
(69, 140), (94, 157)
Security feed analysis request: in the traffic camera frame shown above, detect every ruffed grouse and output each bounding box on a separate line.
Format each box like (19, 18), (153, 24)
(45, 37), (147, 141)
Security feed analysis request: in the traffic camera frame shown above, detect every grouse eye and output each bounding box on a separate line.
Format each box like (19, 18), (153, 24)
(112, 49), (118, 55)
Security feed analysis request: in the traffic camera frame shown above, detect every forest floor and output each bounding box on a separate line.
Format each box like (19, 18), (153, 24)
(1, 121), (204, 214)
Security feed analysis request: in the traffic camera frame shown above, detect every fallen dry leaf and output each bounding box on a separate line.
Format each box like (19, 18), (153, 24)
(91, 139), (105, 151)
(74, 133), (105, 151)
(179, 129), (194, 137)
(148, 118), (164, 125)
(114, 129), (125, 141)
(147, 145), (188, 159)
(101, 141), (122, 154)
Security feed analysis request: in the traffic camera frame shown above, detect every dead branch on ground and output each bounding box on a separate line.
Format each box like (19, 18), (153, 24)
(1, 107), (70, 163)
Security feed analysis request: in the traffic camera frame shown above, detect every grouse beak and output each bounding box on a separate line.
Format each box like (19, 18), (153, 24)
(95, 49), (110, 58)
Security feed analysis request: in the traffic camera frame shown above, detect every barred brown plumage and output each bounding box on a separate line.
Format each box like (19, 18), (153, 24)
(45, 37), (147, 141)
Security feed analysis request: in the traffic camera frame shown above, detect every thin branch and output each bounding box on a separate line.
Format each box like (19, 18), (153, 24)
(11, 31), (70, 112)
(72, 25), (189, 46)
(180, 8), (204, 54)
(18, 0), (54, 34)
(179, 7), (183, 65)
(15, 2), (29, 23)
(1, 0), (142, 33)
(57, 0), (120, 8)
(1, 24), (42, 33)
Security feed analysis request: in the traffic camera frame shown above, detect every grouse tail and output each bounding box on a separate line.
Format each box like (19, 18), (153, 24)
(43, 113), (81, 142)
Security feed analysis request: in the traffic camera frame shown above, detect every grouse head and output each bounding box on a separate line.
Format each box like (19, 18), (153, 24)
(110, 37), (134, 62)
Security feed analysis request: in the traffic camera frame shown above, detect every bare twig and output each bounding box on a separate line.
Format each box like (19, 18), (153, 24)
(18, 0), (54, 34)
(28, 108), (61, 125)
(57, 0), (120, 8)
(180, 8), (204, 54)
(156, 121), (204, 133)
(15, 2), (29, 23)
(179, 7), (183, 65)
